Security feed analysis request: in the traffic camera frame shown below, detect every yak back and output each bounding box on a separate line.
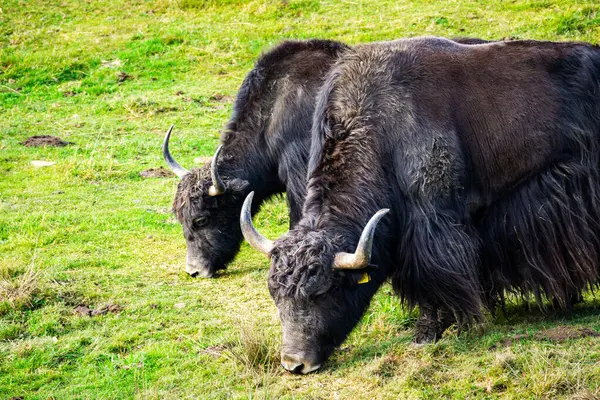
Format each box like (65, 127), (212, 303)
(229, 40), (348, 223)
(222, 38), (348, 175)
(220, 39), (349, 173)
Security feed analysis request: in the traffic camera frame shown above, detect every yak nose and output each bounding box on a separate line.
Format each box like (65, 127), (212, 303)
(186, 253), (214, 278)
(186, 265), (214, 278)
(281, 353), (321, 374)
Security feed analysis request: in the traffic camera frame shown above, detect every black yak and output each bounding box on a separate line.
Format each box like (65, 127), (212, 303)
(241, 37), (600, 373)
(163, 39), (349, 277)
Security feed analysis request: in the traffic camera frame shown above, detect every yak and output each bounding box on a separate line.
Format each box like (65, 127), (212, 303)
(241, 37), (600, 374)
(163, 39), (349, 277)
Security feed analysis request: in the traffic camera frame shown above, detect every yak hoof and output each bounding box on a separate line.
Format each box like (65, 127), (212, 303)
(414, 329), (439, 344)
(414, 309), (454, 343)
(414, 319), (441, 344)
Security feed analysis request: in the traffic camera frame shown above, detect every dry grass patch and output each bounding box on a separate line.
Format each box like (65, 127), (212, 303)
(226, 316), (281, 375)
(0, 264), (39, 314)
(571, 389), (600, 400)
(523, 346), (598, 398)
(368, 345), (440, 388)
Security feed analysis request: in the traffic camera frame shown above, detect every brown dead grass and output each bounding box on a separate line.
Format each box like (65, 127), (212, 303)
(0, 265), (39, 312)
(226, 316), (280, 374)
(571, 389), (600, 400)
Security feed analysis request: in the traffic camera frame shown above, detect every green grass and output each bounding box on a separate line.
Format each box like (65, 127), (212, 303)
(1, 0), (600, 398)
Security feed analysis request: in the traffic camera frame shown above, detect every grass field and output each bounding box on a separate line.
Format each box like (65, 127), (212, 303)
(2, 0), (600, 398)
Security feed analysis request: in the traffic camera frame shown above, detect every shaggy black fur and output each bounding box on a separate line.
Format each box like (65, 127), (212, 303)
(267, 37), (600, 367)
(172, 39), (349, 277)
(478, 161), (600, 309)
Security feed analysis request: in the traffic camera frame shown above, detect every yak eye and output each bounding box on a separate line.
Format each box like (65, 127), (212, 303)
(193, 216), (209, 228)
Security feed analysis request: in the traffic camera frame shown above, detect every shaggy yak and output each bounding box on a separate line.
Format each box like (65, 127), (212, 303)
(163, 39), (349, 277)
(242, 37), (600, 374)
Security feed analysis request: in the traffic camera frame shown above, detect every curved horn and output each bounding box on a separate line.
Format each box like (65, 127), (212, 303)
(208, 145), (225, 196)
(240, 191), (274, 255)
(333, 209), (390, 270)
(162, 124), (190, 179)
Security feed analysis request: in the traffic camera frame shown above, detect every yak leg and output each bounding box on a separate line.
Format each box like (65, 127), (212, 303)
(551, 289), (585, 310)
(415, 304), (456, 343)
(414, 304), (442, 343)
(437, 307), (455, 335)
(564, 289), (585, 309)
(569, 291), (584, 306)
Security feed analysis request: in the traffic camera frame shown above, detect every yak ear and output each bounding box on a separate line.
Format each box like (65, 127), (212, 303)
(228, 178), (250, 194)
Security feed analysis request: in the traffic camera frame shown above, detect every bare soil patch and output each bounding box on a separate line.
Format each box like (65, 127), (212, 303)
(534, 326), (600, 342)
(73, 303), (123, 317)
(492, 326), (599, 348)
(73, 305), (92, 316)
(210, 93), (233, 103)
(139, 167), (174, 178)
(20, 135), (73, 147)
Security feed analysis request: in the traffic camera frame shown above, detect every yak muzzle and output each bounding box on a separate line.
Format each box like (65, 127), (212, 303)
(280, 352), (322, 374)
(185, 254), (215, 278)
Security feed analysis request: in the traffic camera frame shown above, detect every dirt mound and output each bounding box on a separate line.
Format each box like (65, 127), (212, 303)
(492, 326), (600, 348)
(117, 71), (131, 82)
(534, 326), (600, 342)
(210, 93), (233, 103)
(139, 167), (174, 178)
(20, 135), (73, 147)
(73, 304), (123, 317)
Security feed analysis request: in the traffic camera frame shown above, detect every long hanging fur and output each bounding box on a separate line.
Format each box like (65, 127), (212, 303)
(478, 160), (600, 308)
(394, 208), (483, 324)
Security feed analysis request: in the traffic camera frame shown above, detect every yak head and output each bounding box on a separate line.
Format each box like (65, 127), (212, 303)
(164, 126), (251, 278)
(241, 191), (389, 373)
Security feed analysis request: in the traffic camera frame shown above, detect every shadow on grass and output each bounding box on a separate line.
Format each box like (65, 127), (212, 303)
(322, 333), (414, 373)
(213, 266), (269, 278)
(492, 296), (600, 326)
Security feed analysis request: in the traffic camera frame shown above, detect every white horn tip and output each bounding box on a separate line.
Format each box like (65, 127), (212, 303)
(208, 186), (220, 196)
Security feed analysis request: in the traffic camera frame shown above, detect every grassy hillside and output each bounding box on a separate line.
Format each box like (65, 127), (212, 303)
(1, 0), (600, 398)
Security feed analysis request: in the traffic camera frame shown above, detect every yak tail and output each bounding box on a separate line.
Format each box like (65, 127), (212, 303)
(393, 209), (483, 325)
